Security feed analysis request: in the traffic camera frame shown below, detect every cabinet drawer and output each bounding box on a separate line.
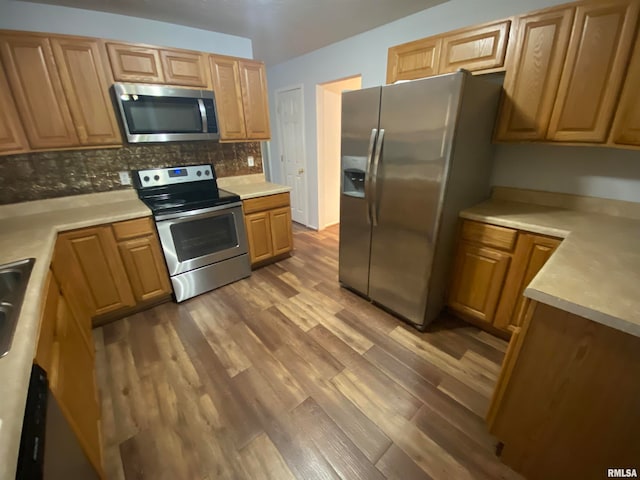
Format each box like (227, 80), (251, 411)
(112, 217), (154, 241)
(243, 192), (290, 214)
(461, 220), (517, 251)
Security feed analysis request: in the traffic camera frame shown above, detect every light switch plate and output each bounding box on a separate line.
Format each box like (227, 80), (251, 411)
(119, 171), (132, 186)
(247, 156), (255, 167)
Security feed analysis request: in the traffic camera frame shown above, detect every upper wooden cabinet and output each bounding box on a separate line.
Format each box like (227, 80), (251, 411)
(106, 42), (165, 83)
(50, 36), (122, 146)
(160, 48), (210, 87)
(547, 0), (640, 143)
(0, 61), (29, 155)
(107, 41), (211, 88)
(609, 31), (640, 146)
(210, 55), (247, 140)
(495, 6), (575, 141)
(386, 37), (442, 83)
(210, 55), (271, 141)
(386, 19), (510, 83)
(438, 19), (511, 75)
(0, 33), (79, 149)
(238, 59), (271, 139)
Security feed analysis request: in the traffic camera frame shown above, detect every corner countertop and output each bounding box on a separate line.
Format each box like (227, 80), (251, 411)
(217, 173), (291, 200)
(0, 190), (151, 480)
(460, 199), (640, 338)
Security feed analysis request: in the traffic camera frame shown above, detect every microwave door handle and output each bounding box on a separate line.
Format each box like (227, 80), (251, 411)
(197, 99), (207, 133)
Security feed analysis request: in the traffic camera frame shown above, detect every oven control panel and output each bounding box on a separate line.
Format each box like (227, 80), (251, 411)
(135, 164), (214, 187)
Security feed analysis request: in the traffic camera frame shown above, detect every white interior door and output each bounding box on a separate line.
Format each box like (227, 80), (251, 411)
(276, 87), (307, 225)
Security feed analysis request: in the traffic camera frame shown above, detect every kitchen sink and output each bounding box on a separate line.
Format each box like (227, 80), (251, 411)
(0, 258), (35, 358)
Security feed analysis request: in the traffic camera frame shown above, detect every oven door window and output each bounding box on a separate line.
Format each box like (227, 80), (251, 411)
(170, 214), (238, 262)
(122, 96), (203, 134)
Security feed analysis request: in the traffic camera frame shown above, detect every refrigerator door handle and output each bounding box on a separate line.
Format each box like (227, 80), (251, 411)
(364, 128), (378, 224)
(370, 128), (385, 226)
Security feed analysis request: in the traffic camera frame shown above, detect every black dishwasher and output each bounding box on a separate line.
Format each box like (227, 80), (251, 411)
(16, 364), (47, 480)
(16, 364), (98, 480)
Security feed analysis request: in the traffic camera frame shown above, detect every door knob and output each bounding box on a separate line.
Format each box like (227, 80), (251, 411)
(298, 168), (304, 174)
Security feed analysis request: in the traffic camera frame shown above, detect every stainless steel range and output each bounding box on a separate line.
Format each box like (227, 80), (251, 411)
(134, 164), (250, 302)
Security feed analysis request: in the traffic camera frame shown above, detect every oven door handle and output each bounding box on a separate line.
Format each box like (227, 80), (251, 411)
(154, 201), (243, 222)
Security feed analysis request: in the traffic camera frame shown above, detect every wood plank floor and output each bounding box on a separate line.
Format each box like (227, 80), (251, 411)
(94, 223), (522, 480)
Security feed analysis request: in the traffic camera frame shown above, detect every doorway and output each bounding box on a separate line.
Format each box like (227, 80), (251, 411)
(316, 75), (362, 230)
(275, 86), (308, 226)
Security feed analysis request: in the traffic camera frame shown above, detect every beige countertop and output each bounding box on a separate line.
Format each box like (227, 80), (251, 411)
(460, 199), (640, 338)
(217, 173), (291, 200)
(0, 190), (150, 480)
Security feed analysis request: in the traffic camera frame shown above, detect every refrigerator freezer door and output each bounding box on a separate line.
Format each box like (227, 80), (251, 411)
(338, 86), (382, 296)
(368, 73), (464, 325)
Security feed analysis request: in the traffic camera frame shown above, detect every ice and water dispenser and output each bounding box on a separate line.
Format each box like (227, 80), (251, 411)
(341, 156), (367, 198)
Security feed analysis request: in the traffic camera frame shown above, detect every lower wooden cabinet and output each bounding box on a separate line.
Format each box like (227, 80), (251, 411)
(114, 218), (172, 304)
(493, 233), (561, 330)
(448, 242), (511, 324)
(52, 216), (171, 325)
(243, 193), (293, 267)
(37, 270), (103, 477)
(55, 226), (136, 318)
(448, 220), (561, 335)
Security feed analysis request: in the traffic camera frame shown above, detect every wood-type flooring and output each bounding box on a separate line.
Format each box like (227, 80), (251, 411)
(94, 224), (522, 480)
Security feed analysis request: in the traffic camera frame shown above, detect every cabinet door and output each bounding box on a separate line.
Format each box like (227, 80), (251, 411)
(160, 48), (210, 87)
(118, 235), (172, 303)
(0, 33), (78, 149)
(106, 42), (164, 83)
(51, 37), (122, 146)
(238, 59), (271, 139)
(35, 270), (59, 374)
(494, 234), (561, 331)
(448, 242), (511, 324)
(57, 226), (135, 318)
(386, 37), (442, 83)
(52, 293), (103, 476)
(547, 0), (640, 142)
(245, 211), (273, 264)
(0, 61), (29, 155)
(269, 206), (293, 256)
(494, 6), (575, 141)
(210, 55), (247, 140)
(438, 19), (511, 74)
(609, 33), (640, 146)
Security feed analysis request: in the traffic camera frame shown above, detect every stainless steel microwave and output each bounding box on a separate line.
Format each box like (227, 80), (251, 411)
(113, 83), (219, 143)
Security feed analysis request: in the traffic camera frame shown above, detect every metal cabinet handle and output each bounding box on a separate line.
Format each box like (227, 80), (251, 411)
(371, 129), (384, 227)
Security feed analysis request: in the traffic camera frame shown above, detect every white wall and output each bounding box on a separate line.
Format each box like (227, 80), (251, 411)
(0, 0), (252, 57)
(492, 144), (640, 203)
(267, 0), (640, 228)
(317, 76), (362, 229)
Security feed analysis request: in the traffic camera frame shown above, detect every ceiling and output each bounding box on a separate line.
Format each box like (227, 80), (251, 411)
(20, 0), (446, 65)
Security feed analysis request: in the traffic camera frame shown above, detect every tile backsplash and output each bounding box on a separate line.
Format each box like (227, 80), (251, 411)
(0, 141), (263, 205)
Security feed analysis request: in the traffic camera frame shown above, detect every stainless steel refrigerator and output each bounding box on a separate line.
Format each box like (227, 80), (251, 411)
(339, 70), (501, 329)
